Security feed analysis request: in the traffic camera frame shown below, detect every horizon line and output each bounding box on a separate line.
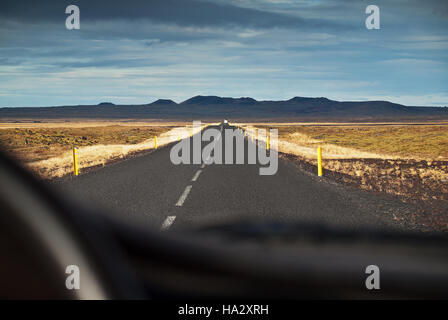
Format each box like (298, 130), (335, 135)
(2, 95), (447, 109)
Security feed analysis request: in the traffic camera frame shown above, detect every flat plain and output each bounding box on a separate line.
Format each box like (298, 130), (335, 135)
(1, 119), (446, 231)
(0, 120), (200, 178)
(251, 122), (448, 230)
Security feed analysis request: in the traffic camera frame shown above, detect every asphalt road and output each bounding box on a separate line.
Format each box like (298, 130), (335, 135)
(54, 124), (416, 232)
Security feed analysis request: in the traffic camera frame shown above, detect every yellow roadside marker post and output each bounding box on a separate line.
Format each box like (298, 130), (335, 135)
(317, 146), (323, 177)
(72, 147), (78, 176)
(267, 136), (270, 150)
(155, 136), (158, 149)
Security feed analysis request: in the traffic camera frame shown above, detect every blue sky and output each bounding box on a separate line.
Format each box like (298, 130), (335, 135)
(0, 0), (447, 107)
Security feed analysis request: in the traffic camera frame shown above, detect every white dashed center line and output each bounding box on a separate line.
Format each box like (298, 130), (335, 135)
(175, 185), (192, 207)
(164, 126), (229, 230)
(161, 216), (176, 230)
(191, 169), (202, 182)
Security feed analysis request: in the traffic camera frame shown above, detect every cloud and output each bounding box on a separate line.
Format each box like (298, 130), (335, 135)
(0, 0), (351, 31)
(0, 0), (447, 107)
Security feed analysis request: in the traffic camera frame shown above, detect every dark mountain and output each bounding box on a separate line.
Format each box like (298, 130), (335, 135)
(97, 102), (115, 106)
(288, 97), (333, 104)
(150, 99), (177, 105)
(1, 96), (447, 121)
(181, 95), (257, 105)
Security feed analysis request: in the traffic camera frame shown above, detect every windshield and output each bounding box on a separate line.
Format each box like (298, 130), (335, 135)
(0, 0), (447, 302)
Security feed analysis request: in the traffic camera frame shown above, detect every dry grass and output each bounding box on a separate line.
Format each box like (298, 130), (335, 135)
(251, 124), (448, 160)
(244, 125), (393, 160)
(0, 126), (171, 162)
(0, 121), (207, 179)
(243, 122), (448, 230)
(241, 121), (448, 126)
(0, 120), (191, 129)
(244, 123), (448, 207)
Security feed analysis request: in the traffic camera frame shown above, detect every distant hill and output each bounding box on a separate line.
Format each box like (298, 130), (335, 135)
(181, 95), (257, 105)
(1, 95), (447, 121)
(150, 99), (177, 105)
